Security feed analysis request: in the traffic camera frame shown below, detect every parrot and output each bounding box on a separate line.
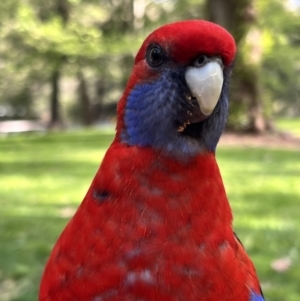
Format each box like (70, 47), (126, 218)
(39, 20), (265, 301)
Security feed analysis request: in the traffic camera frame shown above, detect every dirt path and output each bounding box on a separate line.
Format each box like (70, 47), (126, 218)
(219, 131), (300, 150)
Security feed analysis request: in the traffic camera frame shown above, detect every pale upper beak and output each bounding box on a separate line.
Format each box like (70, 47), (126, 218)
(185, 60), (224, 116)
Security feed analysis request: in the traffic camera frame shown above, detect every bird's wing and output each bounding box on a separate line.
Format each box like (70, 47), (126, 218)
(234, 232), (265, 301)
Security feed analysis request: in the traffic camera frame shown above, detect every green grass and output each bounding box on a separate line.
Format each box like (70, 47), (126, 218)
(276, 117), (300, 137)
(0, 129), (299, 301)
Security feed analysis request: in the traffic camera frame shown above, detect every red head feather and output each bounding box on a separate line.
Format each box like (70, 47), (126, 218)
(135, 20), (236, 66)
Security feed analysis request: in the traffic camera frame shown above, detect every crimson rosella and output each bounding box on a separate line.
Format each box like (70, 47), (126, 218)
(39, 20), (265, 301)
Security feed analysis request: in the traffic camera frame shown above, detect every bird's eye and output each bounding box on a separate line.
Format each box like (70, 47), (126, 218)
(194, 55), (209, 67)
(146, 45), (165, 67)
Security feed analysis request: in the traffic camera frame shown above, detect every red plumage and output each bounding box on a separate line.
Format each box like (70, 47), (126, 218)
(40, 20), (263, 301)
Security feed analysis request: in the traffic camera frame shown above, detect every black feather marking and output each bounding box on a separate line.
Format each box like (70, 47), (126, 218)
(93, 189), (110, 204)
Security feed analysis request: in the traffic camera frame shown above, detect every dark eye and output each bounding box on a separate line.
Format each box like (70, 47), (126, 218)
(146, 45), (164, 67)
(194, 55), (208, 67)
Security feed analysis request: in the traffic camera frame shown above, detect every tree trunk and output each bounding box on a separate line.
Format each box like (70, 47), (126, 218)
(49, 68), (63, 129)
(77, 71), (93, 126)
(47, 0), (70, 129)
(206, 0), (269, 132)
(122, 0), (134, 31)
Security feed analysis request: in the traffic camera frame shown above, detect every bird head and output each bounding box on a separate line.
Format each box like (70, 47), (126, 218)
(116, 20), (236, 157)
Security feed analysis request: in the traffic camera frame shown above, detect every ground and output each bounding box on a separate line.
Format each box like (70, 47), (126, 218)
(220, 131), (300, 150)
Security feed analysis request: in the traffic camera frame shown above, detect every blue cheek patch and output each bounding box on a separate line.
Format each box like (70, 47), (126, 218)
(123, 82), (161, 146)
(121, 71), (198, 157)
(122, 80), (175, 148)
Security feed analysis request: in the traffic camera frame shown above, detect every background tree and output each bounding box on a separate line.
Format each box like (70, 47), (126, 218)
(259, 0), (300, 117)
(0, 0), (299, 131)
(206, 0), (267, 132)
(206, 0), (300, 132)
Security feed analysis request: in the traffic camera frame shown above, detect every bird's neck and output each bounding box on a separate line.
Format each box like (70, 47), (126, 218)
(94, 141), (233, 237)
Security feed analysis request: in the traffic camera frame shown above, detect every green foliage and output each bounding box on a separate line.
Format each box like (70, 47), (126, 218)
(0, 0), (205, 123)
(0, 129), (299, 300)
(259, 0), (300, 116)
(0, 0), (299, 124)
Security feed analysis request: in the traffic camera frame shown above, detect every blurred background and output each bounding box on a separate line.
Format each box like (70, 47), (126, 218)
(0, 0), (299, 301)
(0, 0), (299, 131)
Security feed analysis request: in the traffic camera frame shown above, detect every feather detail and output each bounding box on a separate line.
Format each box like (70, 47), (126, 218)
(40, 143), (261, 301)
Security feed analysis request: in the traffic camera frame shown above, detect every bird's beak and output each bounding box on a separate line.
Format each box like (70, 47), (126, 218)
(185, 60), (223, 117)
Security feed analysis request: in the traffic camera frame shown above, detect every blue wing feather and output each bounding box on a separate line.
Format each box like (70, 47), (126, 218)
(250, 290), (265, 301)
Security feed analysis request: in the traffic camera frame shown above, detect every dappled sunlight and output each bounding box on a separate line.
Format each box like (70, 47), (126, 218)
(236, 216), (295, 231)
(0, 132), (112, 226)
